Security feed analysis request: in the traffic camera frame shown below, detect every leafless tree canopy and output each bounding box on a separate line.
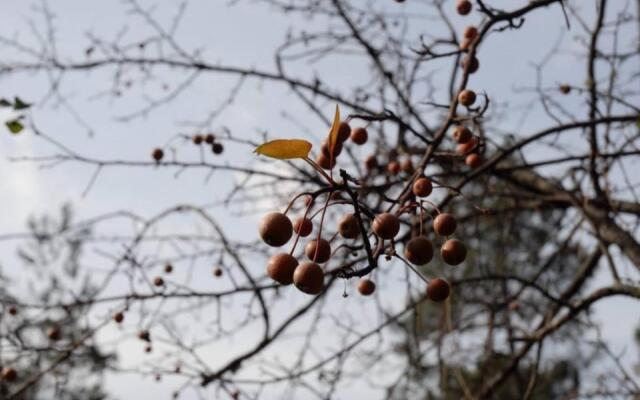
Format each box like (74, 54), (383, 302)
(0, 0), (639, 399)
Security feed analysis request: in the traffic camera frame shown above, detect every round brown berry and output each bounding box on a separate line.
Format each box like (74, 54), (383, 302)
(316, 153), (336, 170)
(463, 25), (478, 40)
(337, 121), (351, 142)
(259, 212), (293, 247)
(151, 148), (164, 162)
(293, 217), (313, 237)
(404, 237), (434, 265)
(387, 161), (401, 176)
(350, 127), (368, 145)
(460, 37), (472, 51)
(153, 276), (164, 287)
(401, 158), (414, 174)
(1, 367), (17, 382)
(461, 56), (479, 74)
(559, 84), (571, 94)
(456, 137), (478, 155)
(305, 239), (332, 263)
(365, 155), (378, 170)
(456, 0), (472, 15)
(7, 306), (17, 316)
(266, 253), (298, 285)
(164, 264), (173, 273)
(357, 279), (376, 296)
(213, 267), (223, 277)
(440, 239), (467, 265)
(113, 312), (124, 323)
(204, 134), (215, 144)
(138, 330), (151, 342)
(427, 278), (451, 302)
(433, 213), (457, 236)
(212, 142), (224, 154)
(192, 135), (204, 145)
(458, 89), (477, 106)
(293, 262), (324, 295)
(47, 326), (61, 341)
(412, 177), (432, 197)
(465, 153), (482, 168)
(338, 214), (360, 239)
(373, 213), (400, 240)
(321, 138), (343, 158)
(452, 126), (472, 144)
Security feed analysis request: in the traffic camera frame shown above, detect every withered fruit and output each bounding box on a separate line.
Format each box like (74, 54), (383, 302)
(113, 312), (124, 323)
(357, 279), (376, 296)
(138, 330), (151, 342)
(452, 126), (472, 144)
(405, 237), (434, 265)
(387, 160), (401, 176)
(412, 177), (433, 197)
(1, 367), (17, 382)
(293, 262), (324, 295)
(321, 138), (343, 157)
(456, 137), (478, 154)
(401, 158), (414, 174)
(559, 84), (571, 94)
(151, 148), (164, 162)
(213, 267), (223, 277)
(461, 55), (479, 73)
(267, 253), (298, 285)
(192, 135), (203, 145)
(463, 25), (478, 40)
(204, 134), (215, 144)
(153, 276), (164, 287)
(47, 326), (61, 341)
(316, 153), (336, 170)
(212, 142), (224, 154)
(259, 212), (293, 247)
(365, 155), (378, 170)
(337, 121), (351, 142)
(456, 0), (472, 15)
(465, 153), (482, 168)
(338, 213), (360, 239)
(458, 89), (477, 106)
(293, 217), (313, 237)
(441, 239), (467, 265)
(350, 127), (368, 145)
(373, 213), (400, 239)
(427, 278), (451, 302)
(305, 239), (332, 263)
(164, 264), (173, 273)
(433, 213), (457, 236)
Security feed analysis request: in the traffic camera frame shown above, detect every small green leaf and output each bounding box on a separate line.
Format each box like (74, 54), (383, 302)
(13, 97), (31, 110)
(6, 120), (24, 134)
(0, 98), (11, 107)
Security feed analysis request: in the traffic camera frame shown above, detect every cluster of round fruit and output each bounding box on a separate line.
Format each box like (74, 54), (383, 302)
(151, 133), (224, 162)
(259, 176), (467, 301)
(451, 122), (482, 168)
(315, 120), (368, 170)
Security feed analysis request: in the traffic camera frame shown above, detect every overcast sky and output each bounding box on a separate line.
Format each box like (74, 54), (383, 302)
(0, 1), (638, 399)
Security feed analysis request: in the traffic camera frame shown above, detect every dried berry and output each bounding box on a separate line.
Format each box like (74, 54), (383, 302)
(267, 253), (298, 285)
(427, 278), (451, 302)
(441, 239), (467, 265)
(404, 237), (434, 265)
(433, 213), (457, 236)
(412, 177), (433, 197)
(373, 213), (400, 239)
(293, 262), (324, 295)
(259, 212), (293, 247)
(305, 239), (332, 263)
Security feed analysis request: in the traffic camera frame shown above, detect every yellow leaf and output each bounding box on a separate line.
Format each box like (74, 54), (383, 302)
(326, 105), (341, 159)
(254, 139), (313, 160)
